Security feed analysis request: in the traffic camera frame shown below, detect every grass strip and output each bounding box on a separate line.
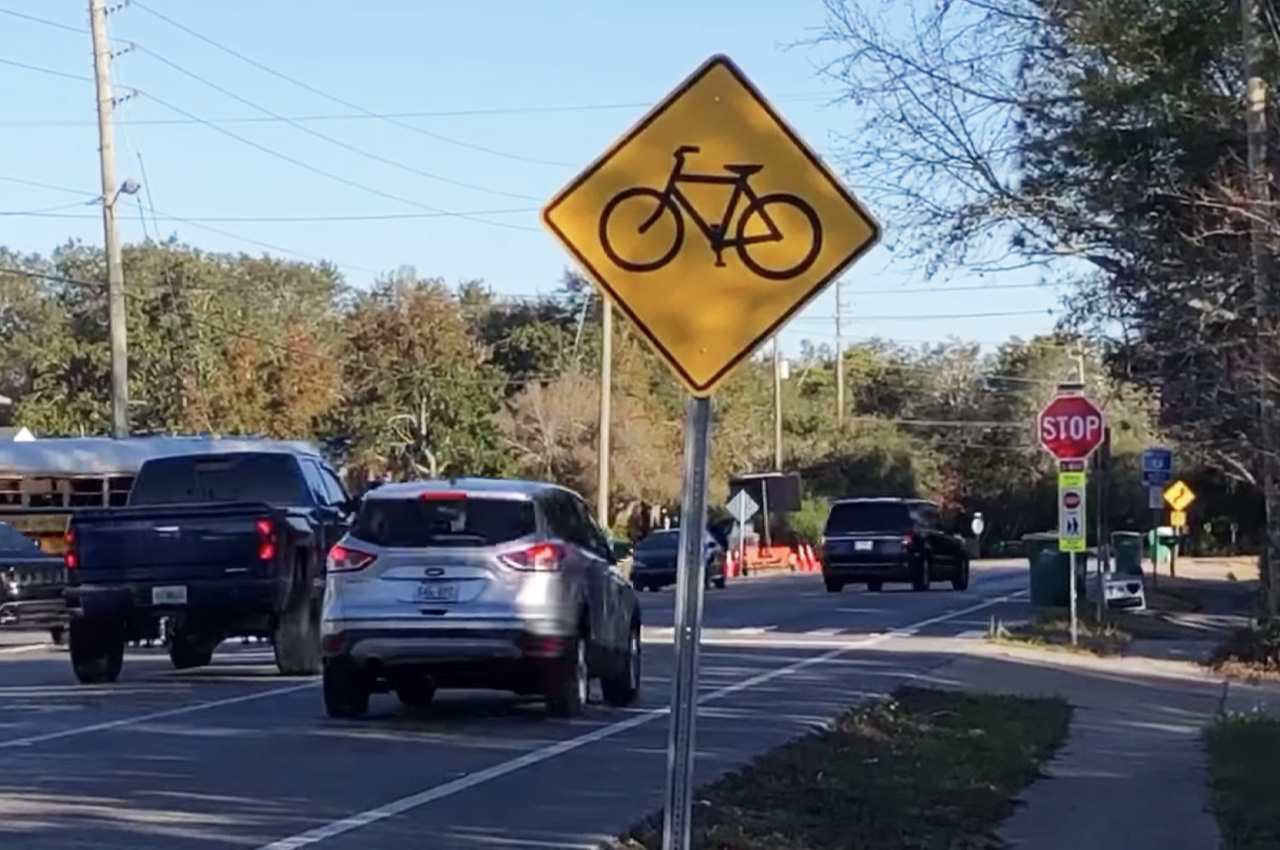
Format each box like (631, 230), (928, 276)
(1207, 713), (1280, 848)
(618, 686), (1071, 850)
(990, 611), (1131, 656)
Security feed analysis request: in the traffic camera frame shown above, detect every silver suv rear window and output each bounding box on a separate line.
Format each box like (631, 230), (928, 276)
(353, 497), (536, 548)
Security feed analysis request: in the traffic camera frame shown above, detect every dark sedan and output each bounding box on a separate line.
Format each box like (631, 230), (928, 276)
(630, 528), (726, 592)
(0, 521), (68, 643)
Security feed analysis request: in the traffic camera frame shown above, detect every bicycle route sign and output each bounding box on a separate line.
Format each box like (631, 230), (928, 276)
(540, 54), (882, 396)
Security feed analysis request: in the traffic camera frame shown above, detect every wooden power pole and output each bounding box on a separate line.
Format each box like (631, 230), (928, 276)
(1243, 0), (1280, 619)
(90, 0), (129, 438)
(597, 300), (612, 528)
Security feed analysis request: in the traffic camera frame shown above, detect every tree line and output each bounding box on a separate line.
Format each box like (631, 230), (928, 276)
(0, 237), (1259, 549)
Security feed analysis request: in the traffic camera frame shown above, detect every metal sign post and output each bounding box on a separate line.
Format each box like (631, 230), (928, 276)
(1058, 467), (1087, 646)
(539, 54), (880, 850)
(662, 398), (712, 850)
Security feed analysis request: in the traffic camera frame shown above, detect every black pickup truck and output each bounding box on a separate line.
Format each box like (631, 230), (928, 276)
(0, 521), (67, 643)
(64, 448), (354, 684)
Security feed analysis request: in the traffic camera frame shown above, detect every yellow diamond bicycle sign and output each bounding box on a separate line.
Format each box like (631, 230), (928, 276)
(541, 54), (881, 396)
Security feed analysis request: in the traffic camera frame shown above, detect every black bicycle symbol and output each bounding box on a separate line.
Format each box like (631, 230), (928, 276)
(598, 145), (823, 281)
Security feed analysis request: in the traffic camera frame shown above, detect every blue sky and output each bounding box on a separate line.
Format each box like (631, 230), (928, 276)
(0, 0), (1064, 357)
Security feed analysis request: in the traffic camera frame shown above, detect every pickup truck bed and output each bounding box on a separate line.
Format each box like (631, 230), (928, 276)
(63, 449), (352, 684)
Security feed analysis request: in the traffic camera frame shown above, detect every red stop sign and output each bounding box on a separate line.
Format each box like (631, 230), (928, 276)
(1038, 394), (1106, 460)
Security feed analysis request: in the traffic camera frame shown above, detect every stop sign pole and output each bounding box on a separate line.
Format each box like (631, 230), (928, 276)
(1038, 387), (1107, 646)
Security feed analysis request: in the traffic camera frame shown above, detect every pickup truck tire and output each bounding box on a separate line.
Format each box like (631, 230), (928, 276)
(323, 661), (370, 718)
(169, 634), (216, 670)
(69, 620), (124, 685)
(274, 593), (321, 676)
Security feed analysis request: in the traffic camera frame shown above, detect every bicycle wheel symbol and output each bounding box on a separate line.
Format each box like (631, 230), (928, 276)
(598, 185), (823, 281)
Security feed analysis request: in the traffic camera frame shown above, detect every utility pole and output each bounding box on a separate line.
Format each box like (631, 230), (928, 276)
(1243, 0), (1280, 620)
(597, 300), (613, 528)
(835, 282), (845, 426)
(773, 337), (783, 470)
(90, 0), (129, 439)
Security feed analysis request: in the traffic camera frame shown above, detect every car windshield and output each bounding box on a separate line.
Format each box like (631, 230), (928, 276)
(0, 522), (41, 556)
(354, 496), (536, 548)
(825, 502), (914, 534)
(130, 454), (306, 505)
(635, 531), (681, 552)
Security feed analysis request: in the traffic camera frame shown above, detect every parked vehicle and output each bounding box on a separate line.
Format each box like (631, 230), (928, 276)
(320, 478), (641, 719)
(0, 521), (67, 643)
(819, 497), (970, 593)
(629, 528), (726, 591)
(63, 447), (353, 684)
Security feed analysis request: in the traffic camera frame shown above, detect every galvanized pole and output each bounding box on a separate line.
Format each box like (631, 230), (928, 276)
(90, 0), (129, 438)
(835, 282), (845, 426)
(1069, 551), (1079, 646)
(598, 301), (613, 527)
(773, 337), (783, 470)
(661, 396), (712, 850)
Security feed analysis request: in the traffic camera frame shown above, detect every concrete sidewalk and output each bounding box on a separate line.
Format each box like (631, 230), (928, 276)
(925, 642), (1235, 850)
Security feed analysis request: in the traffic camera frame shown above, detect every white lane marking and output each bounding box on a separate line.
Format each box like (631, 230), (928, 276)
(804, 628), (842, 637)
(255, 589), (1028, 850)
(956, 630), (988, 640)
(728, 626), (774, 635)
(0, 682), (316, 749)
(0, 643), (52, 655)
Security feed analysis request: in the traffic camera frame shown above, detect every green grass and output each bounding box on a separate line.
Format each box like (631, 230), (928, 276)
(1207, 714), (1280, 848)
(616, 686), (1072, 850)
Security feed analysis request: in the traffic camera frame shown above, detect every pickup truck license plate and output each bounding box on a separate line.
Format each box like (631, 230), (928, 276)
(854, 541), (874, 551)
(415, 582), (458, 603)
(152, 585), (188, 605)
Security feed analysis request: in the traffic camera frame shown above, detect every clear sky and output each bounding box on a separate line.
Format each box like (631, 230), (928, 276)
(0, 0), (1064, 357)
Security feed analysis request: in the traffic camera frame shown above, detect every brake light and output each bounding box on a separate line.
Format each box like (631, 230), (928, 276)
(419, 491), (466, 501)
(327, 543), (376, 573)
(500, 542), (564, 572)
(63, 529), (78, 569)
(901, 532), (916, 547)
(256, 519), (277, 561)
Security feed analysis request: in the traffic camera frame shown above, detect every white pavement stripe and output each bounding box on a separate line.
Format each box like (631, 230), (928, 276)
(804, 628), (842, 637)
(956, 630), (988, 640)
(254, 589), (1028, 850)
(0, 643), (51, 655)
(0, 682), (316, 749)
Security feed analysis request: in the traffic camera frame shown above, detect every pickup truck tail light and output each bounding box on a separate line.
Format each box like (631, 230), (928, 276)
(63, 529), (78, 569)
(500, 542), (564, 572)
(256, 519), (278, 561)
(901, 531), (916, 548)
(327, 543), (376, 573)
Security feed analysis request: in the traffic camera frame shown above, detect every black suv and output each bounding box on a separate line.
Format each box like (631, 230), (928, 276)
(819, 497), (969, 593)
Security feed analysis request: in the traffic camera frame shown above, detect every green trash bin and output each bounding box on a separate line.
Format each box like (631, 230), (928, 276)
(1111, 531), (1144, 576)
(1145, 529), (1172, 568)
(1023, 533), (1073, 607)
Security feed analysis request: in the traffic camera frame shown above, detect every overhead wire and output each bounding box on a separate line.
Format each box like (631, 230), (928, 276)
(0, 57), (93, 83)
(130, 43), (542, 202)
(134, 89), (538, 232)
(130, 0), (576, 169)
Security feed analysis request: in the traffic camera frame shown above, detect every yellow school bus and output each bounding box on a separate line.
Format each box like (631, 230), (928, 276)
(0, 436), (319, 554)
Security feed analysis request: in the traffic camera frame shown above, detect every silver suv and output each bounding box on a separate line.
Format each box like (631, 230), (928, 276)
(319, 478), (641, 719)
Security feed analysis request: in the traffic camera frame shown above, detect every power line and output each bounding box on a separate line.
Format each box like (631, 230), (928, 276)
(0, 201), (96, 217)
(3, 207), (538, 223)
(130, 0), (575, 169)
(0, 57), (93, 83)
(132, 43), (540, 202)
(795, 308), (1057, 322)
(0, 174), (99, 197)
(0, 7), (88, 36)
(135, 89), (538, 232)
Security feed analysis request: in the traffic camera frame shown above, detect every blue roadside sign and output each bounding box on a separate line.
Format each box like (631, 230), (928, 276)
(1141, 447), (1174, 486)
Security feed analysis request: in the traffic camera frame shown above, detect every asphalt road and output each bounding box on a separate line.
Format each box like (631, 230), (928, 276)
(0, 562), (1031, 850)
